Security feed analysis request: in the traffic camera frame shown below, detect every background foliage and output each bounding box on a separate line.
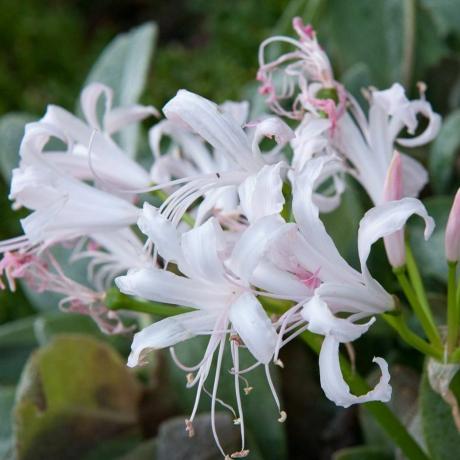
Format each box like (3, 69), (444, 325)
(1, 0), (460, 459)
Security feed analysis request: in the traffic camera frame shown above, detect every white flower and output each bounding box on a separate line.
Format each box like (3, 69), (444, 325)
(20, 82), (157, 190)
(247, 156), (434, 407)
(115, 210), (287, 457)
(158, 90), (293, 226)
(9, 155), (140, 247)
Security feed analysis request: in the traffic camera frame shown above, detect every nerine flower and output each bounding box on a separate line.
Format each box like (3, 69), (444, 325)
(155, 89), (294, 227)
(243, 156), (434, 407)
(21, 82), (157, 191)
(116, 207), (289, 458)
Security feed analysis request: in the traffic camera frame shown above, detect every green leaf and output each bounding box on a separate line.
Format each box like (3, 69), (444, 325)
(0, 386), (15, 460)
(322, 177), (365, 268)
(333, 445), (394, 460)
(420, 367), (460, 460)
(420, 0), (460, 37)
(33, 312), (131, 355)
(0, 317), (38, 385)
(0, 113), (35, 182)
(82, 22), (157, 157)
(408, 196), (452, 282)
(167, 336), (287, 460)
(117, 438), (157, 460)
(429, 109), (460, 193)
(14, 335), (142, 460)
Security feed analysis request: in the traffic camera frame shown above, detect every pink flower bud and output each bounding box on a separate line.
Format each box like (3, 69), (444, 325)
(382, 151), (405, 268)
(445, 188), (460, 263)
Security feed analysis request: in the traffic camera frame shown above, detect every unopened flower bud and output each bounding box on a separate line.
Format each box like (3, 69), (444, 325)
(382, 151), (405, 268)
(445, 189), (460, 263)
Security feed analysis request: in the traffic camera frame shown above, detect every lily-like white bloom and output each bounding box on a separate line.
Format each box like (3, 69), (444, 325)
(8, 154), (140, 248)
(20, 82), (157, 190)
(116, 207), (288, 458)
(446, 188), (460, 263)
(247, 156), (434, 407)
(158, 90), (293, 227)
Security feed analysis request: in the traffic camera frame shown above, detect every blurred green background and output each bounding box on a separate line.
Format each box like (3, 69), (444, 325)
(1, 1), (460, 459)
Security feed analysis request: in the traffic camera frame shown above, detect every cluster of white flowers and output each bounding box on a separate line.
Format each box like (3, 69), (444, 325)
(0, 17), (448, 459)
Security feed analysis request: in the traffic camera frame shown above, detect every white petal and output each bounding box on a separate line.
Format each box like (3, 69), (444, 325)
(229, 215), (294, 281)
(401, 153), (428, 198)
(302, 295), (375, 342)
(138, 203), (182, 263)
(251, 260), (310, 299)
(80, 83), (113, 131)
(317, 282), (392, 315)
(163, 90), (261, 171)
(105, 105), (158, 135)
(229, 292), (277, 364)
(318, 335), (392, 408)
(115, 267), (230, 310)
(180, 218), (227, 284)
(396, 100), (441, 148)
(127, 310), (219, 367)
(252, 117), (295, 153)
(292, 157), (361, 284)
(358, 197), (434, 296)
(238, 163), (285, 223)
(220, 100), (250, 126)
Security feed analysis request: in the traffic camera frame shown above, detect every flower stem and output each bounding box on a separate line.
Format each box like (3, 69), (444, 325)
(394, 266), (442, 349)
(382, 313), (442, 360)
(105, 288), (193, 317)
(447, 261), (459, 354)
(299, 331), (429, 460)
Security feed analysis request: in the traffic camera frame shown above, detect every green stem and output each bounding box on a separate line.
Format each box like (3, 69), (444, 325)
(382, 314), (442, 360)
(406, 244), (433, 321)
(300, 331), (429, 460)
(105, 288), (193, 317)
(447, 261), (459, 354)
(394, 267), (442, 349)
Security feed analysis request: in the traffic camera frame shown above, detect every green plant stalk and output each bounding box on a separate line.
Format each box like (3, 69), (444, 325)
(447, 261), (459, 354)
(394, 267), (442, 349)
(105, 288), (193, 317)
(300, 331), (429, 460)
(382, 314), (442, 360)
(406, 244), (434, 325)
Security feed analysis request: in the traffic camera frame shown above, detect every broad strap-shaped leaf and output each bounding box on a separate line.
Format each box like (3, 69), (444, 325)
(82, 22), (157, 156)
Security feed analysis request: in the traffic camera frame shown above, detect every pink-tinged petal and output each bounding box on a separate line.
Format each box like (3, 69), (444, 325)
(105, 105), (158, 135)
(180, 218), (227, 284)
(115, 267), (230, 310)
(446, 189), (460, 262)
(238, 163), (285, 223)
(127, 310), (220, 367)
(251, 260), (310, 299)
(229, 292), (277, 364)
(358, 198), (435, 289)
(382, 152), (405, 268)
(318, 335), (392, 408)
(228, 215), (294, 281)
(163, 90), (262, 171)
(302, 295), (375, 342)
(137, 203), (182, 264)
(80, 83), (113, 131)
